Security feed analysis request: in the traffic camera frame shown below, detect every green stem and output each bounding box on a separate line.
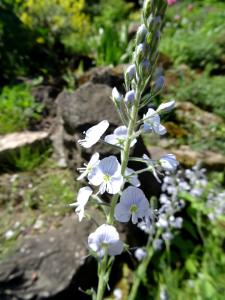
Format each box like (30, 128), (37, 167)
(96, 255), (108, 300)
(128, 249), (153, 300)
(96, 88), (142, 300)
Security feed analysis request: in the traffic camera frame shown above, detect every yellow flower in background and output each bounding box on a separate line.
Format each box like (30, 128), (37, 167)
(18, 0), (90, 37)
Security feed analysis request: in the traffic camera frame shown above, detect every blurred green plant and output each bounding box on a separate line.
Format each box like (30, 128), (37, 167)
(161, 1), (225, 71)
(167, 72), (225, 119)
(0, 84), (43, 134)
(7, 146), (52, 172)
(90, 0), (133, 65)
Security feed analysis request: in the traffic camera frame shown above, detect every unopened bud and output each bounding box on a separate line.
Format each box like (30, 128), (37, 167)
(125, 90), (135, 104)
(152, 75), (165, 94)
(125, 64), (136, 81)
(140, 59), (151, 76)
(157, 100), (175, 113)
(143, 0), (152, 19)
(135, 43), (146, 62)
(112, 87), (123, 103)
(136, 24), (148, 44)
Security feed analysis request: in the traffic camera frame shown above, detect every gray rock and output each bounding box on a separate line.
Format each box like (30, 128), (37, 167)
(0, 216), (99, 300)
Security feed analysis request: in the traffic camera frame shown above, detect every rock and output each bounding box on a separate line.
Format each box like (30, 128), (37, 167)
(77, 65), (125, 90)
(30, 85), (61, 131)
(0, 131), (50, 171)
(171, 145), (225, 171)
(0, 215), (99, 300)
(175, 101), (223, 129)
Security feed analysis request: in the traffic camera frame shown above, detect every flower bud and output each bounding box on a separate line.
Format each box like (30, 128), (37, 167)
(140, 58), (151, 76)
(112, 87), (123, 103)
(125, 64), (136, 81)
(152, 75), (165, 94)
(125, 90), (135, 104)
(136, 24), (148, 44)
(143, 0), (152, 19)
(157, 100), (175, 113)
(135, 43), (146, 63)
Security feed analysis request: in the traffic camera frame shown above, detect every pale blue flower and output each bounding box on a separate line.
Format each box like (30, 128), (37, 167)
(104, 126), (137, 148)
(159, 154), (178, 172)
(88, 156), (123, 194)
(78, 120), (109, 148)
(88, 224), (123, 258)
(134, 248), (147, 261)
(143, 108), (167, 135)
(77, 152), (100, 180)
(69, 186), (93, 222)
(115, 186), (150, 224)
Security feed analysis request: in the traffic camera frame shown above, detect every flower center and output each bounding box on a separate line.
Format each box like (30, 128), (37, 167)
(130, 204), (138, 214)
(103, 174), (111, 182)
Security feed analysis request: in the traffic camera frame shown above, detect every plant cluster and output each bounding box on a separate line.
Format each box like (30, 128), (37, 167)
(0, 84), (43, 134)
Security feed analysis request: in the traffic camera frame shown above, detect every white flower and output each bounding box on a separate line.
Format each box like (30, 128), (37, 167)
(159, 154), (178, 172)
(143, 108), (167, 135)
(134, 248), (147, 261)
(125, 167), (140, 187)
(112, 87), (123, 102)
(115, 186), (150, 224)
(78, 120), (109, 148)
(88, 156), (123, 194)
(69, 187), (93, 222)
(157, 100), (175, 113)
(77, 153), (100, 180)
(105, 126), (136, 147)
(88, 224), (123, 258)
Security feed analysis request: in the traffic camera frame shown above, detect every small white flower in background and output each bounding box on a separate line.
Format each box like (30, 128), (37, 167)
(159, 154), (178, 172)
(88, 224), (123, 258)
(78, 120), (109, 148)
(5, 230), (14, 240)
(112, 87), (123, 103)
(113, 288), (123, 300)
(105, 126), (137, 148)
(77, 152), (100, 180)
(162, 232), (173, 241)
(156, 214), (168, 228)
(143, 108), (167, 135)
(169, 216), (183, 229)
(124, 90), (135, 104)
(88, 156), (123, 194)
(115, 186), (150, 224)
(69, 186), (93, 221)
(157, 100), (175, 113)
(134, 248), (147, 261)
(125, 167), (141, 187)
(153, 239), (163, 251)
